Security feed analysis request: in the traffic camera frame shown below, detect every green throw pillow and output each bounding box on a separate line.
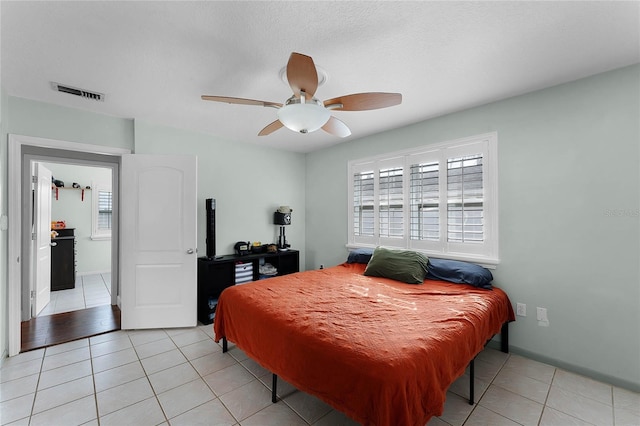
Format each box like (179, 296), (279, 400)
(363, 247), (428, 284)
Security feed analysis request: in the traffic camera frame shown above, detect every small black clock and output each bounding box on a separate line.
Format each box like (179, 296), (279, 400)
(274, 212), (292, 225)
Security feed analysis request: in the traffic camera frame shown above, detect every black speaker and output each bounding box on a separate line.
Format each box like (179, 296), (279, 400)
(206, 198), (216, 258)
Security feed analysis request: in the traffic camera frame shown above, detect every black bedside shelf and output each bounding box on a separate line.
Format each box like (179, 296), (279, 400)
(197, 249), (299, 324)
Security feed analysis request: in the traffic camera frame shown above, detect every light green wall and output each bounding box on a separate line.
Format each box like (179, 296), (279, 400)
(42, 163), (112, 274)
(8, 97), (134, 150)
(3, 97), (306, 265)
(0, 97), (134, 362)
(133, 120), (306, 266)
(1, 66), (638, 391)
(305, 64), (640, 391)
(0, 97), (306, 363)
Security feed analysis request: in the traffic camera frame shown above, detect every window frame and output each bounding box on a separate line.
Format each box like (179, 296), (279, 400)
(91, 179), (112, 240)
(347, 132), (499, 267)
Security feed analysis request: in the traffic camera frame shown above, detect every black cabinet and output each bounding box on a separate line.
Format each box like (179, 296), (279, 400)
(197, 249), (299, 324)
(51, 228), (76, 291)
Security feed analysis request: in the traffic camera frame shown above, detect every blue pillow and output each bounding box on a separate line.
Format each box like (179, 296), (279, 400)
(426, 258), (493, 289)
(347, 248), (374, 264)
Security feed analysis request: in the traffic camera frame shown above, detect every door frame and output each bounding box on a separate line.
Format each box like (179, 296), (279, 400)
(8, 134), (130, 356)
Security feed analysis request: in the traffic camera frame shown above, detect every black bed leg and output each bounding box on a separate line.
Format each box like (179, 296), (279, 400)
(272, 374), (278, 403)
(469, 358), (475, 405)
(222, 337), (228, 353)
(501, 322), (509, 353)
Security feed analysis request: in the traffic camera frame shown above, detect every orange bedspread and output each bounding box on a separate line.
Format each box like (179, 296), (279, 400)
(214, 263), (515, 425)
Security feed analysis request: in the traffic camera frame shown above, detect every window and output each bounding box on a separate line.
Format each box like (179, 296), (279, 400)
(91, 180), (112, 240)
(348, 132), (498, 265)
(98, 190), (113, 230)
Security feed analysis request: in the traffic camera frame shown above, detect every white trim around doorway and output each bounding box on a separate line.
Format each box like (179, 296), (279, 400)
(8, 134), (131, 356)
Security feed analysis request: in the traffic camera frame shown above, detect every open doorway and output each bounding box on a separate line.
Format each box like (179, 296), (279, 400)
(20, 151), (121, 317)
(7, 134), (130, 356)
(9, 134), (198, 355)
(21, 158), (121, 351)
(36, 162), (113, 318)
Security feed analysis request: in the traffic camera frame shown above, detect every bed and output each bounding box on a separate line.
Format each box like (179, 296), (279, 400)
(214, 252), (515, 425)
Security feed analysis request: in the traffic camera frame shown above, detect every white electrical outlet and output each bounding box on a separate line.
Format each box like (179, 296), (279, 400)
(516, 303), (526, 317)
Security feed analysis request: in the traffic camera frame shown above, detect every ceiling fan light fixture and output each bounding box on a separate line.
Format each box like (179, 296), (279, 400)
(277, 96), (330, 134)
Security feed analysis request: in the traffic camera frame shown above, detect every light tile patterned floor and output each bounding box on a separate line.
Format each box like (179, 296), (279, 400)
(1, 325), (638, 425)
(38, 273), (111, 317)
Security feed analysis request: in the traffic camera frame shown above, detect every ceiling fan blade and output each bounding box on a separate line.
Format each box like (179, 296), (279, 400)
(201, 95), (281, 108)
(323, 92), (402, 111)
(322, 116), (351, 138)
(258, 120), (284, 136)
(286, 52), (318, 98)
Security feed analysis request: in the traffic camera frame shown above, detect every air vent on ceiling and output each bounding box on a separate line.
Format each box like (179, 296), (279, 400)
(51, 82), (105, 101)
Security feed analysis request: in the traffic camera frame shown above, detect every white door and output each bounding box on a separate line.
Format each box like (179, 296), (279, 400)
(33, 163), (52, 316)
(120, 154), (197, 329)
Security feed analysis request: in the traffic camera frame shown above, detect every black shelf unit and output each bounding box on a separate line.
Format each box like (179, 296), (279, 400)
(197, 249), (299, 324)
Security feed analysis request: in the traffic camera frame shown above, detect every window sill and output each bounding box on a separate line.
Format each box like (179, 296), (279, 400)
(90, 235), (111, 241)
(345, 243), (500, 269)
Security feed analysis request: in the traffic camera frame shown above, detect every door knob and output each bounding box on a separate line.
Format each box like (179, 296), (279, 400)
(186, 248), (194, 254)
(50, 242), (58, 247)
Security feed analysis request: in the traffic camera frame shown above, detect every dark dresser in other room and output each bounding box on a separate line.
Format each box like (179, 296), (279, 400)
(51, 228), (76, 290)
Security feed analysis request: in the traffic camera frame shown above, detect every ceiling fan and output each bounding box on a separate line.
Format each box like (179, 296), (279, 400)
(201, 52), (402, 138)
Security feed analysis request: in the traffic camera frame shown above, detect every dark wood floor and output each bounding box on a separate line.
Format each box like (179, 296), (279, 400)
(21, 304), (121, 352)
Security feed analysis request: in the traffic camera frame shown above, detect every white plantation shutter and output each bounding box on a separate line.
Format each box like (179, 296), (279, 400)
(447, 155), (483, 243)
(379, 167), (403, 238)
(353, 170), (374, 237)
(348, 132), (498, 265)
(410, 161), (439, 241)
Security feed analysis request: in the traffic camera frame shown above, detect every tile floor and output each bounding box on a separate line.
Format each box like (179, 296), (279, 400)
(1, 325), (639, 426)
(38, 274), (112, 317)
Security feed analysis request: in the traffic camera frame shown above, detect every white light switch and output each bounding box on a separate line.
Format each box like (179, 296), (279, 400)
(537, 307), (549, 326)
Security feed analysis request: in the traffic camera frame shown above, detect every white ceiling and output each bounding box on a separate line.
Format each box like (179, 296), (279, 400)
(1, 1), (638, 153)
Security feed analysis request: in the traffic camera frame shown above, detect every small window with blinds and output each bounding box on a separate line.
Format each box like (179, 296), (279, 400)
(348, 132), (498, 265)
(97, 190), (113, 231)
(92, 181), (112, 240)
